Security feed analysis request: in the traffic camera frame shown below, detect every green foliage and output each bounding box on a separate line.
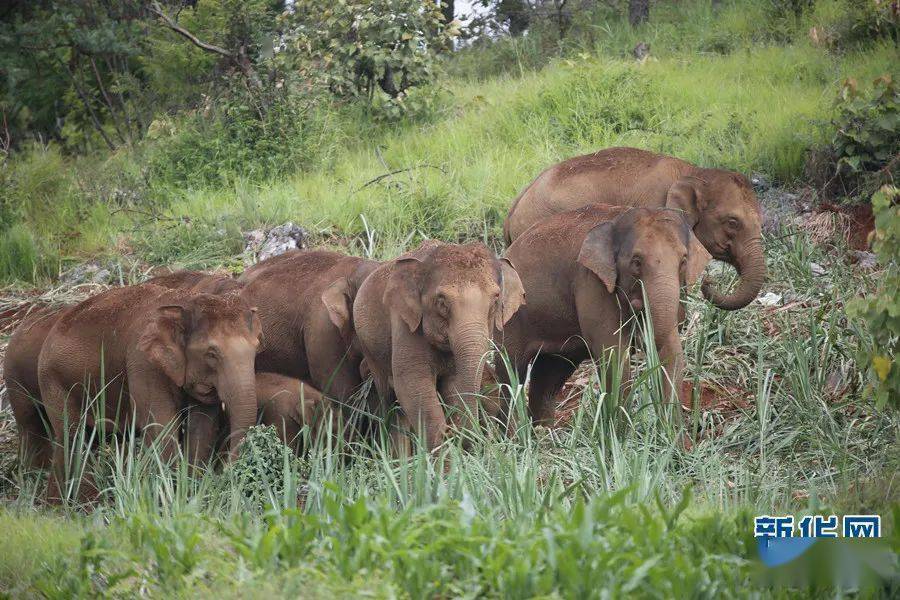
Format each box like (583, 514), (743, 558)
(833, 74), (899, 177)
(230, 425), (303, 511)
(849, 186), (900, 410)
(145, 89), (340, 187)
(286, 0), (456, 117)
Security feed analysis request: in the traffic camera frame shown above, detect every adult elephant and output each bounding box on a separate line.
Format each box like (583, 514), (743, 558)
(503, 147), (765, 310)
(353, 241), (525, 451)
(238, 250), (380, 415)
(500, 205), (711, 424)
(38, 284), (262, 499)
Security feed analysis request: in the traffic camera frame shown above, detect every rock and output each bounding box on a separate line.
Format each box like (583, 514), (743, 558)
(750, 173), (771, 192)
(810, 262), (827, 276)
(243, 222), (308, 263)
(850, 250), (877, 270)
(632, 42), (650, 60)
(59, 262), (115, 286)
(757, 292), (782, 307)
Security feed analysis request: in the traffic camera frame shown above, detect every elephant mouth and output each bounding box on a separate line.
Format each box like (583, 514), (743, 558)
(190, 384), (218, 403)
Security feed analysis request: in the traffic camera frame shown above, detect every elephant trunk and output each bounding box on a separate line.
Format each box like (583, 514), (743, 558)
(218, 358), (258, 458)
(703, 237), (766, 310)
(647, 275), (685, 404)
(449, 321), (491, 422)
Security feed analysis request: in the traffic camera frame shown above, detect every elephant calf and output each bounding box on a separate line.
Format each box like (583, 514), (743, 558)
(504, 147), (765, 310)
(500, 205), (711, 424)
(352, 240), (525, 451)
(38, 283), (262, 499)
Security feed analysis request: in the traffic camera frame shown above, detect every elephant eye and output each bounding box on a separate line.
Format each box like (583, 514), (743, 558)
(205, 347), (220, 362)
(630, 256), (642, 272)
(726, 217), (741, 231)
(435, 294), (450, 317)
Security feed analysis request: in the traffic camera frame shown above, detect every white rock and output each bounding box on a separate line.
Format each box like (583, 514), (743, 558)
(243, 222), (308, 263)
(757, 292), (782, 307)
(810, 262), (827, 276)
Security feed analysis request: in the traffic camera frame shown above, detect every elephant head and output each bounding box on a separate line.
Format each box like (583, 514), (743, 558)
(385, 241), (525, 414)
(665, 170), (765, 310)
(138, 293), (262, 456)
(578, 208), (711, 401)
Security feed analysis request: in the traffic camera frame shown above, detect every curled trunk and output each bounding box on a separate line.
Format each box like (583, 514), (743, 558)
(703, 238), (766, 310)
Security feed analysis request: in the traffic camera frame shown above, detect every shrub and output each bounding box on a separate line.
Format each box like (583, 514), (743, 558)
(849, 185), (899, 410)
(230, 425), (303, 511)
(807, 74), (899, 199)
(145, 89), (341, 188)
(285, 0), (456, 118)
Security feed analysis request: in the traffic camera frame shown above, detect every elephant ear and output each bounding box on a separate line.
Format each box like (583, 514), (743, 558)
(577, 222), (618, 294)
(685, 231), (712, 286)
(137, 305), (188, 387)
(247, 307), (264, 350)
(665, 178), (706, 227)
(494, 258), (526, 331)
(383, 256), (424, 333)
(321, 277), (353, 338)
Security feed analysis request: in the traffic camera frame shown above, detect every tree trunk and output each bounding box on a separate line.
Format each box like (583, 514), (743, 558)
(629, 0), (650, 26)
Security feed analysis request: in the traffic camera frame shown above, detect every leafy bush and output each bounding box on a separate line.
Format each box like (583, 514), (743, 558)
(230, 425), (303, 511)
(146, 89), (341, 188)
(808, 0), (899, 49)
(808, 74), (899, 199)
(849, 186), (900, 409)
(285, 0), (456, 118)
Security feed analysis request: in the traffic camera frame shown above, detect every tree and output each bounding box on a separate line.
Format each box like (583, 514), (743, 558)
(628, 0), (649, 26)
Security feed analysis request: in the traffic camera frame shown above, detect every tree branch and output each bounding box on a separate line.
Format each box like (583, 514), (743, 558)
(148, 2), (233, 58)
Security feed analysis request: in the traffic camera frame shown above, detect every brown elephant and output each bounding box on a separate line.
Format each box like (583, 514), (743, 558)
(500, 205), (711, 424)
(352, 241), (525, 451)
(4, 305), (71, 468)
(238, 250), (379, 418)
(503, 147), (765, 310)
(38, 283), (262, 498)
(257, 372), (331, 451)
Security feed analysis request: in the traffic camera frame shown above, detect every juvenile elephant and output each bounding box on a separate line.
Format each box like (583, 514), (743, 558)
(4, 305), (70, 468)
(500, 205), (711, 424)
(352, 241), (525, 450)
(257, 372), (331, 451)
(38, 284), (262, 498)
(238, 250), (379, 415)
(503, 147), (764, 310)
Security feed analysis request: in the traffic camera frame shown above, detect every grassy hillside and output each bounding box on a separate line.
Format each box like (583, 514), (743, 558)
(0, 1), (898, 596)
(0, 1), (897, 278)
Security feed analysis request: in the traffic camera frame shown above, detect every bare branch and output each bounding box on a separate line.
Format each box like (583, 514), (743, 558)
(148, 2), (233, 58)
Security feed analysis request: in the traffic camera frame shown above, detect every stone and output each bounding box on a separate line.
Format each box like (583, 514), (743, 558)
(243, 222), (309, 263)
(59, 262), (115, 286)
(757, 292), (782, 307)
(850, 250), (877, 270)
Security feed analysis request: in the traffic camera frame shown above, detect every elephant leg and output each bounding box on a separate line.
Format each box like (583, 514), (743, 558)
(528, 355), (578, 427)
(183, 402), (224, 467)
(438, 372), (480, 437)
(42, 379), (94, 503)
(9, 387), (52, 469)
(126, 369), (181, 464)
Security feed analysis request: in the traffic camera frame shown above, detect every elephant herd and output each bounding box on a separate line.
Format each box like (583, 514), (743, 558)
(4, 147), (765, 500)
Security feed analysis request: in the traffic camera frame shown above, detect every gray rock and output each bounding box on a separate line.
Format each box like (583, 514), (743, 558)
(244, 222), (308, 263)
(750, 173), (771, 192)
(59, 262), (115, 286)
(633, 42), (650, 60)
(850, 250), (877, 270)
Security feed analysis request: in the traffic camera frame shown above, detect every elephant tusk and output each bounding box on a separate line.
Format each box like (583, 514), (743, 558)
(221, 402), (226, 412)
